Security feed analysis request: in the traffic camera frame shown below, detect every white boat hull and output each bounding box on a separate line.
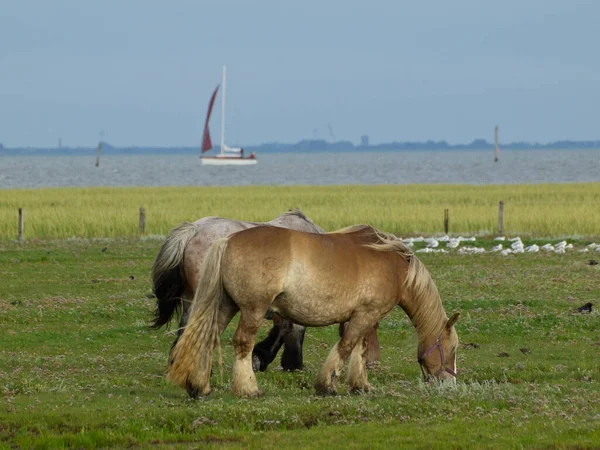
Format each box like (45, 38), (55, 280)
(201, 156), (257, 166)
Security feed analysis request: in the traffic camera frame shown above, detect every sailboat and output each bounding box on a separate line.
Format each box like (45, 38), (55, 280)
(200, 66), (257, 166)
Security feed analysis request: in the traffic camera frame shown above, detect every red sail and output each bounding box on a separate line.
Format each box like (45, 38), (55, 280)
(201, 85), (219, 153)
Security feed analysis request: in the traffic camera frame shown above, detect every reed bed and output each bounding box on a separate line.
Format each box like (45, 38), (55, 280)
(1, 183), (599, 240)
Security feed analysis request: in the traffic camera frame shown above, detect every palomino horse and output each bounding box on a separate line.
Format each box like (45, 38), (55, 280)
(151, 210), (380, 372)
(167, 225), (460, 398)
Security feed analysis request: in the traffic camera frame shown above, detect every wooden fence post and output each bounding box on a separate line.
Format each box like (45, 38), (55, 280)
(18, 208), (24, 242)
(498, 201), (504, 235)
(444, 209), (449, 234)
(139, 207), (146, 234)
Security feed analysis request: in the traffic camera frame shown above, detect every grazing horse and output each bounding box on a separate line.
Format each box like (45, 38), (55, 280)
(151, 210), (380, 371)
(167, 225), (460, 398)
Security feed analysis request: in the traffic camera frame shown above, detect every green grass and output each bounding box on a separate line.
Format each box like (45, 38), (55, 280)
(1, 238), (599, 449)
(2, 183), (600, 240)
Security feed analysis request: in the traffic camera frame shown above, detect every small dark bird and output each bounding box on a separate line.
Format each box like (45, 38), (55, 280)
(460, 343), (480, 350)
(497, 352), (510, 357)
(101, 247), (108, 253)
(520, 348), (531, 354)
(588, 260), (598, 266)
(145, 292), (156, 299)
(129, 275), (135, 280)
(576, 302), (593, 314)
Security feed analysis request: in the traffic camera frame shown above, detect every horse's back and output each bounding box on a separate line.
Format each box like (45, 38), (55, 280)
(184, 218), (255, 294)
(222, 226), (404, 326)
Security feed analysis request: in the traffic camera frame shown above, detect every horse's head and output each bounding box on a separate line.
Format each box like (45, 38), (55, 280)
(417, 312), (460, 383)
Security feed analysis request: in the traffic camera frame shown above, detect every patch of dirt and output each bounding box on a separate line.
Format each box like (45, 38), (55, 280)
(30, 296), (87, 307)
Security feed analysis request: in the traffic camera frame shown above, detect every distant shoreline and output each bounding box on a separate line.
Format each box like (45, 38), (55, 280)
(2, 138), (600, 156)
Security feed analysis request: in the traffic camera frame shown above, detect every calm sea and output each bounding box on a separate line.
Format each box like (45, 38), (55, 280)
(1, 149), (599, 189)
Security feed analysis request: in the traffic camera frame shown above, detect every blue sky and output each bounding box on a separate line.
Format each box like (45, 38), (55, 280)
(1, 0), (599, 147)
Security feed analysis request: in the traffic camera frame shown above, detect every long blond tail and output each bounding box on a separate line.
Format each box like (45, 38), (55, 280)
(166, 238), (229, 397)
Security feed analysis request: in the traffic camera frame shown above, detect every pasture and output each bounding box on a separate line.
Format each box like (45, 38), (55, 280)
(2, 183), (600, 240)
(1, 236), (599, 448)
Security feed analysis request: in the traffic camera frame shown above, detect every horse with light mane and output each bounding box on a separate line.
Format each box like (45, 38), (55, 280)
(151, 210), (381, 372)
(167, 224), (460, 398)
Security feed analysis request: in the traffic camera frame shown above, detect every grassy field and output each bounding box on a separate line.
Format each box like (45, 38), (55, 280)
(2, 183), (600, 240)
(1, 238), (599, 449)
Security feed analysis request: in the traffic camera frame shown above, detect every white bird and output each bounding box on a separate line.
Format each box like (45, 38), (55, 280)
(555, 240), (567, 250)
(541, 244), (554, 252)
(425, 238), (439, 248)
(491, 244), (503, 252)
(494, 236), (506, 241)
(446, 239), (461, 249)
(500, 249), (513, 256)
(438, 235), (450, 242)
(458, 246), (486, 254)
(511, 239), (524, 251)
(525, 244), (539, 253)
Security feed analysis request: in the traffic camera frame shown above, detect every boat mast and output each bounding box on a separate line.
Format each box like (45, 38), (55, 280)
(494, 125), (499, 162)
(220, 65), (226, 156)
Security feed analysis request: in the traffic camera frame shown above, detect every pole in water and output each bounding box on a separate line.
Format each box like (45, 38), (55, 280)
(96, 141), (102, 167)
(494, 125), (499, 163)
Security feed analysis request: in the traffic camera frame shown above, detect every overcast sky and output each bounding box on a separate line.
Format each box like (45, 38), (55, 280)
(1, 0), (599, 147)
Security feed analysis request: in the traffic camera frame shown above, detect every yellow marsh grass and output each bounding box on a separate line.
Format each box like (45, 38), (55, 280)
(1, 183), (599, 240)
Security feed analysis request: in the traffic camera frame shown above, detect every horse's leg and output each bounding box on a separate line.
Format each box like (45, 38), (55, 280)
(316, 320), (370, 395)
(170, 295), (193, 353)
(347, 333), (372, 393)
(340, 321), (380, 366)
(217, 293), (239, 335)
(231, 309), (265, 398)
(364, 322), (380, 366)
(252, 313), (288, 372)
(281, 323), (306, 371)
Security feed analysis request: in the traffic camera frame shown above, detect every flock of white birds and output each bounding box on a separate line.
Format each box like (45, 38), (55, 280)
(400, 235), (600, 256)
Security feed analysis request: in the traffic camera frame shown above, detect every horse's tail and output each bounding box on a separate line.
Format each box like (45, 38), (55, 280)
(150, 222), (200, 329)
(167, 238), (229, 398)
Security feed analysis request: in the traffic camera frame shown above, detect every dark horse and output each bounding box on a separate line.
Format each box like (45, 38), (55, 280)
(151, 210), (380, 371)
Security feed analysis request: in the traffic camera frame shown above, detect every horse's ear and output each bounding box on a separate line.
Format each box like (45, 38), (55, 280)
(446, 312), (460, 329)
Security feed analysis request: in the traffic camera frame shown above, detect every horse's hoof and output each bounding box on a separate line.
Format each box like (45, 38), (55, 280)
(349, 383), (373, 394)
(315, 384), (337, 396)
(252, 354), (262, 372)
(281, 360), (303, 372)
(234, 387), (264, 398)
